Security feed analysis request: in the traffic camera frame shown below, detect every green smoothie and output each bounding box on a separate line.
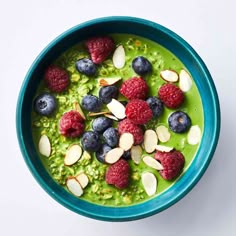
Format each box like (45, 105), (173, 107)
(31, 34), (204, 206)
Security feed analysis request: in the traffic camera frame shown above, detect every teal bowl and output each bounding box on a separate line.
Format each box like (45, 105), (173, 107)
(16, 16), (220, 221)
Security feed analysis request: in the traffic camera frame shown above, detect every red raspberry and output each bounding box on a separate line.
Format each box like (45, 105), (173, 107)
(154, 150), (185, 180)
(118, 119), (144, 145)
(59, 110), (85, 138)
(158, 83), (184, 109)
(44, 65), (69, 93)
(106, 159), (130, 189)
(120, 77), (148, 100)
(125, 99), (153, 125)
(85, 36), (115, 64)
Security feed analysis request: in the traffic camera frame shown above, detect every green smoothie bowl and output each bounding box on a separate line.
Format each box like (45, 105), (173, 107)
(16, 16), (220, 221)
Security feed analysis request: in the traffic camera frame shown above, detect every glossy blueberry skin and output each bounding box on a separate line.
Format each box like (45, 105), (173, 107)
(75, 58), (97, 76)
(95, 144), (112, 163)
(81, 95), (102, 112)
(92, 117), (113, 133)
(99, 85), (119, 104)
(146, 96), (164, 117)
(81, 131), (101, 152)
(168, 111), (192, 133)
(122, 150), (131, 160)
(33, 93), (57, 116)
(103, 127), (119, 148)
(132, 56), (152, 75)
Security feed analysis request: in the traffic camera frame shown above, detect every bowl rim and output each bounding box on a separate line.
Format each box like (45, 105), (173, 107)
(16, 16), (221, 221)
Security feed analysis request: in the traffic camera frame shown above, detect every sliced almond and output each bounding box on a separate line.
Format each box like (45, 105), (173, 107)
(141, 172), (157, 196)
(107, 99), (126, 119)
(74, 102), (86, 120)
(179, 69), (192, 92)
(104, 113), (119, 121)
(38, 134), (51, 157)
(143, 129), (158, 153)
(64, 144), (82, 166)
(112, 45), (126, 69)
(187, 125), (201, 145)
(105, 147), (124, 164)
(75, 173), (89, 189)
(160, 69), (179, 82)
(66, 177), (83, 197)
(98, 77), (122, 86)
(119, 133), (134, 151)
(156, 125), (171, 143)
(131, 145), (142, 164)
(88, 111), (111, 117)
(155, 145), (173, 152)
(143, 156), (164, 170)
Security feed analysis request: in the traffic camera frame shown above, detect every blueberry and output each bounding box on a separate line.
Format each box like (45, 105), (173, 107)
(122, 150), (131, 160)
(168, 111), (191, 133)
(75, 58), (97, 76)
(92, 117), (113, 133)
(33, 93), (57, 116)
(99, 85), (119, 104)
(81, 95), (102, 112)
(95, 144), (112, 163)
(132, 56), (152, 75)
(146, 97), (164, 117)
(81, 131), (101, 152)
(103, 127), (119, 148)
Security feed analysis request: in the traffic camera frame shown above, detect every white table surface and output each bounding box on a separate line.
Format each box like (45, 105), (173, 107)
(1, 0), (235, 235)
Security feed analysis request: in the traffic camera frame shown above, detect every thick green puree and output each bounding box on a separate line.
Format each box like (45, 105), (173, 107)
(31, 34), (204, 206)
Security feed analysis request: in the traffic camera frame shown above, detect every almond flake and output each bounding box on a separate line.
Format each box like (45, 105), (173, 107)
(143, 129), (158, 153)
(98, 77), (122, 86)
(119, 133), (134, 151)
(66, 177), (83, 197)
(104, 114), (119, 121)
(74, 102), (86, 120)
(160, 69), (179, 82)
(143, 156), (164, 170)
(107, 99), (126, 119)
(131, 145), (142, 164)
(75, 173), (89, 189)
(179, 69), (192, 92)
(64, 145), (82, 166)
(88, 111), (111, 117)
(187, 125), (201, 145)
(155, 145), (173, 152)
(105, 147), (124, 164)
(112, 45), (126, 69)
(141, 172), (157, 196)
(38, 134), (51, 157)
(156, 125), (171, 143)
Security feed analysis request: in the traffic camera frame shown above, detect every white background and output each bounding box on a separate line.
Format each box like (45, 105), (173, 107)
(0, 0), (235, 235)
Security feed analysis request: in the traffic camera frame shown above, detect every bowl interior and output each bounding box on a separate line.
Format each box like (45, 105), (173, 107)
(16, 16), (220, 221)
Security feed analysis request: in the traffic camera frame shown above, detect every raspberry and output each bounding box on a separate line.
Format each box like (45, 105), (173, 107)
(44, 65), (69, 93)
(105, 159), (130, 189)
(158, 83), (184, 109)
(59, 110), (85, 138)
(118, 119), (144, 145)
(154, 150), (185, 180)
(120, 77), (148, 100)
(85, 36), (115, 64)
(125, 99), (153, 125)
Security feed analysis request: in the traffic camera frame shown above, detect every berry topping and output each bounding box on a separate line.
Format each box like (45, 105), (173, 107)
(81, 95), (102, 112)
(85, 36), (115, 64)
(96, 144), (112, 163)
(33, 93), (57, 116)
(44, 65), (69, 93)
(103, 127), (119, 148)
(132, 56), (152, 75)
(122, 150), (131, 160)
(120, 77), (148, 100)
(118, 119), (144, 145)
(125, 99), (153, 125)
(146, 96), (164, 117)
(81, 131), (101, 152)
(99, 85), (119, 104)
(154, 150), (185, 180)
(158, 83), (184, 109)
(75, 58), (97, 76)
(105, 159), (130, 189)
(168, 111), (191, 133)
(59, 110), (85, 138)
(92, 117), (113, 133)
